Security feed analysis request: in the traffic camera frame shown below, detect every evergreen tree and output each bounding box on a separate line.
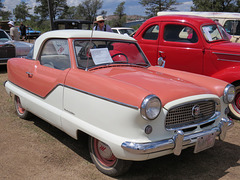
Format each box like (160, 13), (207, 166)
(191, 0), (238, 12)
(113, 2), (126, 27)
(139, 0), (180, 17)
(13, 1), (31, 22)
(34, 0), (68, 20)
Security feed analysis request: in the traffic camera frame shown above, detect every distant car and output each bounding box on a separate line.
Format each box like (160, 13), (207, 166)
(0, 29), (33, 65)
(53, 19), (92, 30)
(26, 27), (41, 39)
(4, 29), (234, 176)
(112, 27), (135, 36)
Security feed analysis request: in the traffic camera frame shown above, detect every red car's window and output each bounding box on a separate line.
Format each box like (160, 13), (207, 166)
(142, 25), (159, 40)
(202, 24), (223, 42)
(164, 24), (198, 43)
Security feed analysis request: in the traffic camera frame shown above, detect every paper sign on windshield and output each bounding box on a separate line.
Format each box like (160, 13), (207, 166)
(90, 48), (113, 65)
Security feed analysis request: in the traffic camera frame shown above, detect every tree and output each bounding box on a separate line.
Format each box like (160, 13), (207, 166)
(0, 0), (12, 20)
(13, 1), (31, 22)
(112, 2), (127, 27)
(191, 0), (238, 12)
(34, 0), (68, 20)
(139, 0), (180, 17)
(78, 0), (103, 22)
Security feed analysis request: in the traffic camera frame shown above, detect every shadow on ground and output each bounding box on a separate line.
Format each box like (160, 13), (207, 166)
(0, 65), (7, 74)
(27, 115), (240, 180)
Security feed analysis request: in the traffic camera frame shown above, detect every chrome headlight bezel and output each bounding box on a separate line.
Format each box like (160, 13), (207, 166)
(140, 95), (162, 120)
(223, 84), (235, 104)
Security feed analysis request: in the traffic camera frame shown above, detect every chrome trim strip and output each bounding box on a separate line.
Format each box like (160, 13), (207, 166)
(213, 52), (240, 56)
(121, 118), (233, 155)
(216, 58), (240, 62)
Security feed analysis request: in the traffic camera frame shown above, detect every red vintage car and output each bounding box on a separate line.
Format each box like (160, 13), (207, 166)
(134, 15), (240, 119)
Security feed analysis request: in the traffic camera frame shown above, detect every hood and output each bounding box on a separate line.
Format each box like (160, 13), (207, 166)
(91, 65), (222, 105)
(210, 41), (240, 53)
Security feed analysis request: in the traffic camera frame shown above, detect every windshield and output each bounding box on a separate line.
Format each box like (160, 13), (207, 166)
(119, 29), (134, 35)
(74, 40), (149, 69)
(202, 24), (227, 42)
(0, 30), (11, 41)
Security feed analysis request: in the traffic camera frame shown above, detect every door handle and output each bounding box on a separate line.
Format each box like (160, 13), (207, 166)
(159, 51), (166, 59)
(26, 72), (33, 78)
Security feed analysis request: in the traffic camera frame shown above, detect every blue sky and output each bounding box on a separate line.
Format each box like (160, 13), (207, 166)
(1, 0), (193, 16)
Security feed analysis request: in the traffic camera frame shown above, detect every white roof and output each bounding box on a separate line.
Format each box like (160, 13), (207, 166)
(33, 29), (136, 59)
(157, 11), (240, 19)
(112, 27), (134, 30)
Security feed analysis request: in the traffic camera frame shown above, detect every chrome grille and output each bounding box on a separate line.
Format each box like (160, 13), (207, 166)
(165, 100), (216, 130)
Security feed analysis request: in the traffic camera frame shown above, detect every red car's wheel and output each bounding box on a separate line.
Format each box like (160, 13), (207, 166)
(88, 136), (132, 177)
(229, 85), (240, 120)
(14, 95), (31, 119)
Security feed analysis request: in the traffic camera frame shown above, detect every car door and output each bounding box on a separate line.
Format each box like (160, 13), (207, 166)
(134, 22), (160, 65)
(158, 22), (204, 74)
(24, 39), (71, 128)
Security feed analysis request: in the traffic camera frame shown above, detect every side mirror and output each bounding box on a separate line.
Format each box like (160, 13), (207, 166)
(158, 57), (165, 67)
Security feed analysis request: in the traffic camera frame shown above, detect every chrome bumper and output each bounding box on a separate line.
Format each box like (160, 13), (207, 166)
(121, 118), (234, 156)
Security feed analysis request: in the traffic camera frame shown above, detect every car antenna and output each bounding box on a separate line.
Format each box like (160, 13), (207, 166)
(85, 17), (96, 71)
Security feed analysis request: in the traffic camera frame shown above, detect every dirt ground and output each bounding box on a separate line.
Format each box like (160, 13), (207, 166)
(0, 65), (240, 180)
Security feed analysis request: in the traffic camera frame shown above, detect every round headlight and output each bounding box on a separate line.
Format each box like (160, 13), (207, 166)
(223, 84), (235, 104)
(141, 95), (161, 120)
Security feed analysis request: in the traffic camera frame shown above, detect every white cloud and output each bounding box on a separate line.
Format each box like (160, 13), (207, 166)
(173, 1), (193, 11)
(3, 0), (21, 13)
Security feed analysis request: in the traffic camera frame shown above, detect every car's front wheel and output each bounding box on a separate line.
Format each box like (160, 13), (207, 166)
(14, 95), (31, 119)
(229, 84), (240, 120)
(88, 136), (132, 177)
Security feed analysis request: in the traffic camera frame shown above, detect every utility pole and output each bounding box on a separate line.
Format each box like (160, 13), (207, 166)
(48, 0), (54, 30)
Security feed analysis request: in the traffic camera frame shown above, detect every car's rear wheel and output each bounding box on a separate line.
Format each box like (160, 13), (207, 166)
(88, 136), (132, 177)
(14, 95), (31, 119)
(229, 85), (240, 120)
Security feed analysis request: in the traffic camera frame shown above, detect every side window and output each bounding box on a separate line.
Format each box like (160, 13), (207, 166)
(224, 20), (240, 35)
(112, 29), (118, 33)
(143, 25), (159, 40)
(39, 39), (70, 70)
(164, 24), (198, 43)
(26, 46), (34, 60)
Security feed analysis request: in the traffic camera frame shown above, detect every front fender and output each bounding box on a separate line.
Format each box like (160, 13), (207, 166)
(210, 66), (240, 84)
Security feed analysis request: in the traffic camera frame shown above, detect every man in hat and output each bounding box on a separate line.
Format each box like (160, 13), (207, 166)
(93, 16), (112, 32)
(8, 21), (20, 41)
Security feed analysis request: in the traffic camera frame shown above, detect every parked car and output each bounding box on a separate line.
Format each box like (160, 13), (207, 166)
(53, 19), (92, 30)
(4, 29), (234, 176)
(133, 15), (240, 120)
(0, 29), (33, 65)
(112, 27), (135, 36)
(26, 27), (41, 39)
(157, 11), (240, 43)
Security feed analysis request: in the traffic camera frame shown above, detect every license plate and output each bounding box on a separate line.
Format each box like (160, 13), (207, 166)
(194, 132), (216, 153)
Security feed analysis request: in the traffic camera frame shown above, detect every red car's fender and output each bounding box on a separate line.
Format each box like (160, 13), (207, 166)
(210, 66), (240, 84)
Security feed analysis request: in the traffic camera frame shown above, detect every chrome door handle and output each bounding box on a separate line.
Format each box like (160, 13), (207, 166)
(26, 72), (33, 78)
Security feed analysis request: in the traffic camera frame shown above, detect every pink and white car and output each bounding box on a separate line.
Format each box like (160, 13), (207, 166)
(4, 30), (234, 176)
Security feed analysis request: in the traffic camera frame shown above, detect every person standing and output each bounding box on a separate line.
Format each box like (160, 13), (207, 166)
(8, 21), (20, 41)
(93, 16), (112, 32)
(19, 22), (26, 40)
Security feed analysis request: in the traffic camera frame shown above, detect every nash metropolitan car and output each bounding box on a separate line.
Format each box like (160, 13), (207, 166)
(0, 29), (33, 64)
(4, 30), (234, 176)
(133, 15), (240, 120)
